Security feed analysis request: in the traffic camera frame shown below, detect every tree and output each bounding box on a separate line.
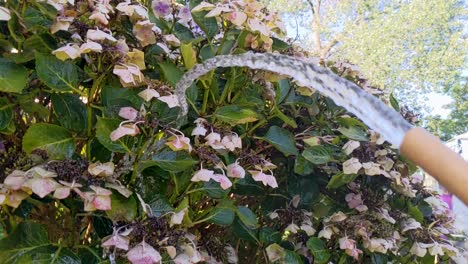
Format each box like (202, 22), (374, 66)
(425, 81), (468, 140)
(263, 0), (467, 93)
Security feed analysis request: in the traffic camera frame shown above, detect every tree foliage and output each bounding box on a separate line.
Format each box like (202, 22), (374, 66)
(263, 0), (467, 92)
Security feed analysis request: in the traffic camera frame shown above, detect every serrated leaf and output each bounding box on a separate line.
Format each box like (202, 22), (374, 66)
(306, 237), (331, 264)
(261, 126), (298, 156)
(0, 221), (80, 264)
(326, 172), (358, 189)
(208, 203), (235, 225)
(51, 94), (87, 133)
(302, 146), (332, 165)
(139, 151), (197, 172)
(22, 123), (75, 159)
(214, 105), (260, 125)
(35, 53), (80, 93)
(0, 98), (13, 130)
(0, 58), (29, 93)
(236, 206), (258, 229)
(106, 194), (138, 222)
(95, 117), (133, 153)
(190, 0), (219, 39)
(338, 126), (369, 141)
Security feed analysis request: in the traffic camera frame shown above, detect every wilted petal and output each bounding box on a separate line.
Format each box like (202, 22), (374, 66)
(362, 162), (381, 176)
(429, 243), (444, 256)
(212, 174), (232, 190)
(170, 208), (187, 227)
(52, 44), (81, 61)
(191, 125), (207, 136)
(285, 223), (299, 234)
(90, 185), (112, 196)
(133, 20), (157, 47)
(191, 1), (215, 12)
(343, 158), (362, 174)
(119, 107), (139, 121)
(138, 88), (160, 102)
(247, 19), (270, 36)
(0, 7), (11, 21)
(166, 246), (177, 259)
(54, 186), (71, 199)
(102, 234), (130, 250)
(166, 135), (192, 152)
(5, 191), (29, 208)
(163, 34), (181, 47)
(152, 0), (172, 17)
(339, 237), (356, 250)
(206, 5), (231, 17)
(87, 29), (117, 42)
(106, 183), (132, 198)
(402, 218), (421, 233)
(325, 211), (347, 222)
(79, 41), (103, 53)
(226, 11), (247, 26)
(88, 162), (115, 177)
(31, 178), (58, 198)
(227, 162), (245, 179)
(89, 12), (109, 25)
(110, 124), (140, 141)
(300, 224), (316, 236)
(377, 208), (396, 224)
(343, 140), (360, 155)
(191, 169), (214, 182)
(265, 243), (285, 262)
(127, 241), (162, 264)
(4, 170), (26, 190)
(158, 95), (180, 108)
(93, 195), (112, 210)
(51, 17), (73, 34)
(410, 242), (427, 257)
(318, 226), (333, 239)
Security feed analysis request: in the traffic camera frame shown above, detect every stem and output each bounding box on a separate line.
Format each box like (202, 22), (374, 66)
(86, 72), (107, 159)
(201, 81), (210, 114)
(218, 68), (235, 105)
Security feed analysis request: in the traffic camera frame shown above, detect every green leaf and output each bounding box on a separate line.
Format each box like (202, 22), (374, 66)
(338, 126), (369, 141)
(51, 94), (87, 133)
(95, 117), (133, 153)
(147, 194), (173, 217)
(260, 126), (298, 156)
(22, 123), (75, 159)
(306, 237), (331, 264)
(284, 250), (303, 264)
(289, 176), (320, 208)
(389, 93), (400, 111)
(106, 194), (138, 222)
(0, 221), (80, 264)
(272, 37), (291, 51)
(326, 173), (358, 189)
(140, 151), (197, 172)
(23, 33), (57, 52)
(258, 227), (281, 244)
(236, 206), (258, 229)
(0, 98), (13, 130)
(35, 53), (80, 93)
(302, 146), (332, 165)
(190, 0), (219, 39)
(407, 201), (424, 223)
(203, 180), (229, 199)
(294, 155), (315, 176)
(174, 23), (196, 42)
(158, 62), (183, 87)
(214, 105), (260, 125)
(180, 43), (197, 69)
(207, 202), (235, 225)
(0, 58), (29, 93)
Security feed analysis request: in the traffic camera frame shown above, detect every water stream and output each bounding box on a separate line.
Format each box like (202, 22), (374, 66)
(176, 52), (412, 148)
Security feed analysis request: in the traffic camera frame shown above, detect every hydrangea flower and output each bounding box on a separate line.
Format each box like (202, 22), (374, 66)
(102, 227), (133, 251)
(54, 180), (83, 199)
(127, 240), (162, 264)
(88, 161), (115, 177)
(248, 170), (278, 188)
(110, 123), (140, 141)
(152, 0), (172, 18)
(83, 185), (112, 211)
(86, 28), (117, 42)
(226, 161), (245, 179)
(191, 168), (215, 182)
(133, 20), (157, 47)
(24, 167), (59, 198)
(342, 158), (362, 174)
(52, 44), (81, 61)
(0, 7), (11, 21)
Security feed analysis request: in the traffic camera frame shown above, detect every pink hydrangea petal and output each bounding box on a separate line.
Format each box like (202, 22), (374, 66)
(191, 169), (214, 182)
(227, 163), (245, 179)
(127, 241), (162, 264)
(158, 95), (180, 108)
(102, 234), (130, 251)
(31, 178), (57, 198)
(93, 195), (112, 211)
(54, 187), (71, 199)
(119, 107), (139, 121)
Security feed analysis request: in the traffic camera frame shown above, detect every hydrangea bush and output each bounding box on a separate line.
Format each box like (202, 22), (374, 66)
(0, 0), (466, 263)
